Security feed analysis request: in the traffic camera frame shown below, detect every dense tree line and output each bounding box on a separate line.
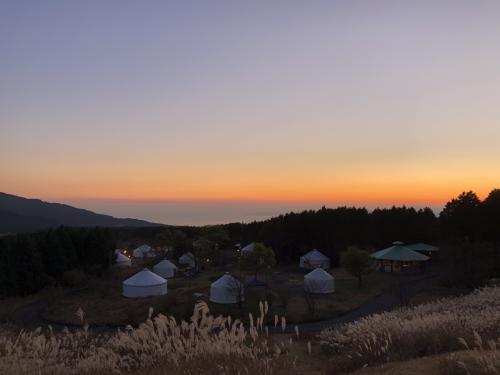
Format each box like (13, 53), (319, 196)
(440, 189), (500, 286)
(224, 206), (439, 266)
(223, 189), (499, 285)
(0, 227), (114, 296)
(2, 189), (499, 297)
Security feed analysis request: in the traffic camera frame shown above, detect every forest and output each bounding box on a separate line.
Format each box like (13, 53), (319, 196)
(1, 189), (499, 297)
(0, 227), (114, 296)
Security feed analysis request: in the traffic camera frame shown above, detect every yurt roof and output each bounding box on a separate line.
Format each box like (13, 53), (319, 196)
(371, 243), (429, 262)
(179, 251), (195, 262)
(241, 242), (256, 253)
(304, 268), (333, 280)
(134, 244), (152, 253)
(155, 259), (177, 269)
(211, 274), (241, 288)
(302, 249), (329, 260)
(123, 268), (166, 287)
(116, 253), (130, 262)
(406, 243), (439, 252)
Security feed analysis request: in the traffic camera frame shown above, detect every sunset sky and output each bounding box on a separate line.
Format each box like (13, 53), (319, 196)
(1, 1), (500, 224)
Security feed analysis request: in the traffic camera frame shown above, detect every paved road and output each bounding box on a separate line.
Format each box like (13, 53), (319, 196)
(271, 273), (439, 334)
(12, 273), (439, 334)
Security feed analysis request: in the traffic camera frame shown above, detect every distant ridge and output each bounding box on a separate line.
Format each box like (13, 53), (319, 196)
(0, 192), (163, 234)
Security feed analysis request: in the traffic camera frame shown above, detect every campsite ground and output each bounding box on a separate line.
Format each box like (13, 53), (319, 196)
(2, 260), (450, 329)
(40, 264), (399, 326)
(0, 261), (482, 375)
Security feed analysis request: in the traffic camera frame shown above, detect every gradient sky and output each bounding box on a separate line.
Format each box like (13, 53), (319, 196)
(1, 1), (500, 224)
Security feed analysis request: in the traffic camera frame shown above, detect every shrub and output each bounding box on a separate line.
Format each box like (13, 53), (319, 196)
(319, 286), (500, 372)
(62, 270), (88, 288)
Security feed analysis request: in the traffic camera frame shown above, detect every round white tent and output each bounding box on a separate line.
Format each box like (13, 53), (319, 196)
(122, 268), (167, 298)
(153, 259), (177, 278)
(304, 268), (335, 294)
(133, 244), (153, 259)
(116, 252), (131, 268)
(179, 252), (196, 268)
(300, 249), (330, 269)
(209, 274), (244, 304)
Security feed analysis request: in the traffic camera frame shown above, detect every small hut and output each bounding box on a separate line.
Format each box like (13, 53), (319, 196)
(300, 249), (330, 270)
(122, 268), (167, 298)
(209, 274), (244, 304)
(304, 268), (335, 294)
(133, 244), (154, 259)
(179, 252), (196, 268)
(153, 259), (177, 278)
(116, 252), (131, 268)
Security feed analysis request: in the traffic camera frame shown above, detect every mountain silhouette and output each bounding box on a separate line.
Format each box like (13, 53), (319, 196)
(0, 192), (162, 234)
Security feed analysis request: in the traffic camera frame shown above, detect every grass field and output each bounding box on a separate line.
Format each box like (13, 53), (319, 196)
(3, 287), (500, 375)
(39, 262), (425, 327)
(0, 272), (494, 375)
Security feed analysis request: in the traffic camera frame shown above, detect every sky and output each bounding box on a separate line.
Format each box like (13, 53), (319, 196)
(1, 1), (500, 224)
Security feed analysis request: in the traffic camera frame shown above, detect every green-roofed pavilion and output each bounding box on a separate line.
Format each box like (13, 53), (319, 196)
(406, 243), (439, 257)
(371, 241), (429, 272)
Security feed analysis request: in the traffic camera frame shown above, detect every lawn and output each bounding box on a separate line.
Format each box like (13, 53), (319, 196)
(41, 262), (417, 327)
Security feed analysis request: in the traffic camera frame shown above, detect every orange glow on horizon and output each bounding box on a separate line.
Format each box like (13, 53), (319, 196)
(7, 183), (496, 209)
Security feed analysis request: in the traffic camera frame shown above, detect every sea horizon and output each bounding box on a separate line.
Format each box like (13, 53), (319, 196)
(63, 198), (444, 226)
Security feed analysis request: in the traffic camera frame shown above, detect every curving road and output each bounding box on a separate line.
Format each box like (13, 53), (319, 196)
(12, 273), (439, 334)
(270, 273), (439, 334)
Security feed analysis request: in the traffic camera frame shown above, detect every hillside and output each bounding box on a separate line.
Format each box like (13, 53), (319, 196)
(0, 192), (162, 233)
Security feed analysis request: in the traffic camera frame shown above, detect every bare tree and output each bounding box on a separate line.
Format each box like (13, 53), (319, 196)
(303, 284), (317, 316)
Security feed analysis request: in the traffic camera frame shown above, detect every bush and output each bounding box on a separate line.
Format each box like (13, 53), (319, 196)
(62, 270), (88, 288)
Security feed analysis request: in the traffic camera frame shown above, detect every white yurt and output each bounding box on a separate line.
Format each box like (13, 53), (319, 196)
(116, 252), (131, 268)
(153, 259), (177, 278)
(179, 252), (196, 268)
(241, 242), (256, 254)
(304, 268), (335, 294)
(209, 274), (244, 304)
(300, 249), (330, 269)
(133, 244), (153, 258)
(122, 268), (167, 298)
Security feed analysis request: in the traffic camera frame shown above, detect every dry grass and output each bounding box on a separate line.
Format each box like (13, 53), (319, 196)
(2, 286), (499, 375)
(443, 333), (500, 374)
(319, 286), (500, 373)
(0, 301), (305, 375)
(408, 285), (470, 307)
